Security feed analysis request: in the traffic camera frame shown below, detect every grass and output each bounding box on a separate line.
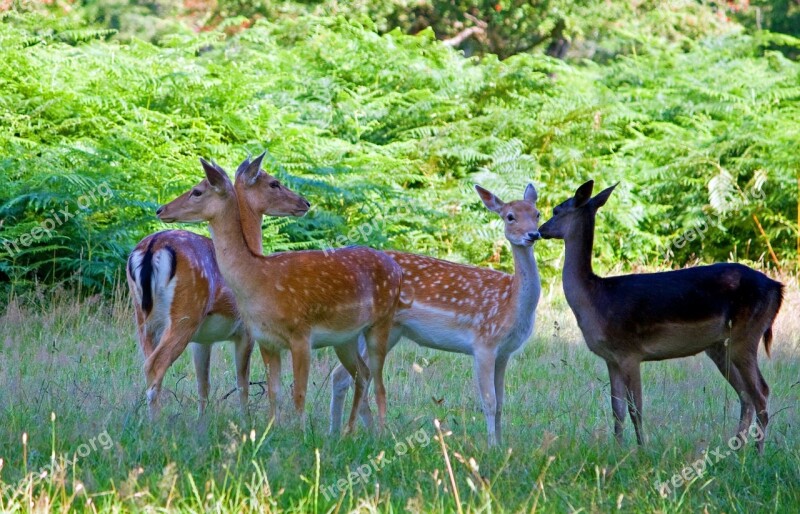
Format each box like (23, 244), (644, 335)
(0, 275), (798, 512)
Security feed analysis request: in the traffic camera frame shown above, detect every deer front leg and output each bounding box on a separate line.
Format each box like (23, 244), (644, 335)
(191, 342), (212, 416)
(233, 333), (254, 420)
(493, 355), (510, 446)
(621, 359), (644, 446)
(607, 361), (627, 444)
(289, 340), (311, 429)
(473, 347), (498, 446)
(259, 345), (282, 424)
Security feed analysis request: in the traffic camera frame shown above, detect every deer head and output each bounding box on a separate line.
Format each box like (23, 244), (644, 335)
(156, 159), (234, 224)
(475, 183), (541, 247)
(538, 180), (617, 240)
(235, 153), (311, 217)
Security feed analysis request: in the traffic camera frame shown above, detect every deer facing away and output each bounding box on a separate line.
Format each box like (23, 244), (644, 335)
(330, 184), (542, 445)
(538, 180), (783, 453)
(127, 161), (310, 419)
(156, 156), (407, 431)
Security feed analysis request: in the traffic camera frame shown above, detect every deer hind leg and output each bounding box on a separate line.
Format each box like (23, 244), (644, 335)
(473, 347), (498, 446)
(731, 351), (769, 454)
(144, 319), (199, 419)
(493, 355), (510, 446)
(364, 321), (392, 431)
(607, 361), (627, 444)
(233, 332), (254, 420)
(705, 343), (754, 435)
(191, 342), (212, 416)
(259, 345), (282, 425)
(332, 342), (371, 435)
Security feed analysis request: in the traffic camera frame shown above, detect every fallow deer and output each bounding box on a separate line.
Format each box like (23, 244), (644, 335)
(331, 184), (542, 445)
(126, 160), (310, 418)
(156, 156), (407, 431)
(538, 180), (783, 453)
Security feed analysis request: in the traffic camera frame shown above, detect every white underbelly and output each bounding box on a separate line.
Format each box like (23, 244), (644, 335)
(397, 304), (476, 355)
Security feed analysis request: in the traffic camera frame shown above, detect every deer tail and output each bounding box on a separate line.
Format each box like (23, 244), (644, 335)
(762, 281), (784, 359)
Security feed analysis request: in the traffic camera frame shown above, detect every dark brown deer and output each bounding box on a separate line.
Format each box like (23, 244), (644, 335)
(538, 180), (783, 453)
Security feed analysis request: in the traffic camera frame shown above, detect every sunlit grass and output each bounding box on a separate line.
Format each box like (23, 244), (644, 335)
(1, 280), (798, 512)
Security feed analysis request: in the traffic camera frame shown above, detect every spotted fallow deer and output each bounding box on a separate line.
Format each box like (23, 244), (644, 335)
(538, 180), (783, 453)
(331, 184), (542, 445)
(156, 156), (407, 431)
(126, 159), (310, 419)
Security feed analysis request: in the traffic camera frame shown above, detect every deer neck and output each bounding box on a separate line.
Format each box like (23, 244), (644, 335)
(510, 243), (541, 325)
(562, 214), (597, 308)
(206, 197), (263, 296)
(237, 192), (265, 255)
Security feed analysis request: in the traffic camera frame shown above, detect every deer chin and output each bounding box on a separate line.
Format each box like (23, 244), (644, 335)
(157, 214), (202, 223)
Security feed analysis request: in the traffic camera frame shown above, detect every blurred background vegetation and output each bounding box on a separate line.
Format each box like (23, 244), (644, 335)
(0, 0), (798, 298)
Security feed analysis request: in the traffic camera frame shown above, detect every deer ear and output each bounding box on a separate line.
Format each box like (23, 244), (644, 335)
(200, 158), (230, 192)
(235, 156), (252, 180)
(239, 152), (265, 186)
(523, 183), (538, 203)
(590, 182), (618, 210)
(475, 184), (504, 213)
(574, 180), (594, 207)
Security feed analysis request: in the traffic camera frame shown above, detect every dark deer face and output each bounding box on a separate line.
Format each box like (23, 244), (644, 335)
(475, 183), (541, 247)
(539, 180), (616, 240)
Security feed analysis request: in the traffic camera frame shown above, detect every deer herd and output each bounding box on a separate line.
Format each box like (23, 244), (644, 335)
(126, 153), (783, 453)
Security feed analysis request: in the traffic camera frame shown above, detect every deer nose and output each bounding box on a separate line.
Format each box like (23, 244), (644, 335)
(528, 231), (541, 241)
(156, 206), (164, 216)
(303, 198), (311, 208)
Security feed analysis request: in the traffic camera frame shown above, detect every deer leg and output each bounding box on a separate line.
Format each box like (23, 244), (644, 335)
(233, 333), (254, 420)
(144, 320), (198, 419)
(191, 342), (212, 416)
(289, 340), (311, 428)
(473, 347), (498, 446)
(621, 360), (644, 446)
(330, 336), (361, 434)
(135, 311), (158, 359)
(332, 342), (371, 435)
(607, 361), (627, 444)
(493, 355), (510, 446)
(732, 352), (769, 454)
(705, 343), (754, 435)
(259, 345), (282, 424)
(365, 321), (391, 431)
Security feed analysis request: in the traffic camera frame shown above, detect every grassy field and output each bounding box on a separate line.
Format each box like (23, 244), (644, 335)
(0, 273), (798, 512)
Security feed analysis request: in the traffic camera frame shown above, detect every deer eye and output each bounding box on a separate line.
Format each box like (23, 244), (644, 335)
(506, 213), (515, 222)
(270, 181), (280, 189)
(190, 189), (202, 197)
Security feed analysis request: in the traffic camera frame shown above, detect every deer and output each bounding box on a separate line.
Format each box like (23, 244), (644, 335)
(126, 159), (310, 419)
(156, 155), (408, 432)
(538, 180), (783, 453)
(330, 184), (542, 446)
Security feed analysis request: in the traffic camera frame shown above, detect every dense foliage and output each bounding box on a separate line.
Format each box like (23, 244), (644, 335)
(1, 6), (798, 295)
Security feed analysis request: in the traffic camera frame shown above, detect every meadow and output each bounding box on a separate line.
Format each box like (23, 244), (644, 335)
(2, 1), (800, 512)
(0, 274), (798, 512)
